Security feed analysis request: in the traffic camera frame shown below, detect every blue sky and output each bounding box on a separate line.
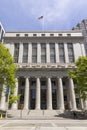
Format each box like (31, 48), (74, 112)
(0, 0), (87, 31)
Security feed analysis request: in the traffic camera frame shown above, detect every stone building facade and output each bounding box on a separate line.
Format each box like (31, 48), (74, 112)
(0, 30), (87, 111)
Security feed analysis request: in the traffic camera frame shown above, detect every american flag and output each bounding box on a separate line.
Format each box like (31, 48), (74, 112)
(38, 16), (43, 20)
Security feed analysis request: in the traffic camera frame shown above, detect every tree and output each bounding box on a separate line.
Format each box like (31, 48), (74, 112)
(0, 43), (19, 106)
(68, 56), (87, 101)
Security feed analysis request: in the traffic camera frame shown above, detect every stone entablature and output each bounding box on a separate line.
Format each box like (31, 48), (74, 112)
(16, 63), (76, 69)
(4, 30), (83, 38)
(16, 69), (68, 78)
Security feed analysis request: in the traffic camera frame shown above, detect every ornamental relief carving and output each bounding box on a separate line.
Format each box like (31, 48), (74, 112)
(16, 69), (68, 78)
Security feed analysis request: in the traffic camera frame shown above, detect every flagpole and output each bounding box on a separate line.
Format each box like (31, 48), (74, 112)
(38, 16), (44, 32)
(42, 17), (45, 32)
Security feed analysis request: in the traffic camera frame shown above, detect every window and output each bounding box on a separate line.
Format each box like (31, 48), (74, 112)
(32, 43), (37, 63)
(16, 34), (20, 37)
(59, 43), (65, 63)
(58, 34), (62, 36)
(67, 43), (74, 63)
(33, 34), (37, 36)
(51, 81), (56, 87)
(67, 34), (71, 37)
(41, 43), (46, 63)
(25, 34), (28, 37)
(50, 34), (54, 36)
(14, 43), (19, 63)
(41, 34), (45, 36)
(23, 43), (28, 63)
(50, 43), (55, 63)
(41, 81), (46, 86)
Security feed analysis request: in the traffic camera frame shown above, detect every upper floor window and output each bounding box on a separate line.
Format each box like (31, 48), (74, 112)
(32, 43), (37, 63)
(58, 43), (65, 63)
(67, 43), (74, 63)
(67, 34), (71, 37)
(23, 43), (28, 63)
(33, 34), (37, 37)
(50, 43), (55, 63)
(16, 34), (20, 37)
(41, 43), (46, 63)
(41, 34), (45, 36)
(50, 34), (54, 36)
(14, 43), (19, 63)
(58, 34), (62, 36)
(25, 34), (28, 37)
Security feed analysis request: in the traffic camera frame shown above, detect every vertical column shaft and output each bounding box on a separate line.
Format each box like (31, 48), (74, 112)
(11, 78), (18, 110)
(0, 84), (6, 110)
(47, 78), (52, 110)
(64, 43), (69, 63)
(57, 78), (64, 110)
(35, 78), (40, 109)
(18, 43), (23, 63)
(69, 78), (77, 110)
(24, 78), (30, 109)
(28, 43), (32, 63)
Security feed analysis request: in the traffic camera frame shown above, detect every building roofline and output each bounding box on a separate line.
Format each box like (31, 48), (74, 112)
(5, 30), (82, 33)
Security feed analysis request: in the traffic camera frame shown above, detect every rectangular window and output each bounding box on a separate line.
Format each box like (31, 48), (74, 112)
(32, 43), (37, 63)
(41, 43), (46, 63)
(25, 34), (28, 37)
(16, 34), (20, 37)
(67, 43), (74, 63)
(50, 43), (55, 63)
(14, 43), (19, 63)
(59, 43), (65, 63)
(23, 43), (28, 63)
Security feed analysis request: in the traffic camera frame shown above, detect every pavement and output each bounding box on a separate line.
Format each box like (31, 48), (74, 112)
(0, 110), (87, 130)
(0, 118), (87, 130)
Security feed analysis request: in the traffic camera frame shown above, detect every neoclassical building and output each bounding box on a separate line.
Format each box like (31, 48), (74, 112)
(0, 28), (87, 111)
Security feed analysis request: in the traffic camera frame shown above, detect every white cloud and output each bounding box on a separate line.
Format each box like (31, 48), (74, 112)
(18, 0), (87, 29)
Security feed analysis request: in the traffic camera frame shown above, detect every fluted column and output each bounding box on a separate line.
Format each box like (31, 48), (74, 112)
(28, 43), (32, 63)
(57, 78), (64, 110)
(47, 77), (52, 110)
(24, 77), (30, 110)
(11, 78), (18, 110)
(10, 43), (14, 57)
(0, 84), (6, 110)
(18, 42), (23, 63)
(64, 43), (69, 63)
(35, 78), (40, 109)
(69, 78), (77, 110)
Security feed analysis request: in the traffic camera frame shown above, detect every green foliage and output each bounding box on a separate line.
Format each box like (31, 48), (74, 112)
(9, 94), (20, 104)
(68, 56), (87, 101)
(0, 43), (19, 104)
(0, 43), (17, 88)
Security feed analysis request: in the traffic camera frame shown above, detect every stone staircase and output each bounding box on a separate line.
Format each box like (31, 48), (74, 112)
(7, 110), (68, 119)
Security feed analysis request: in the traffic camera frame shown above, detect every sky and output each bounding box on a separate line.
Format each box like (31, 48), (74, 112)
(0, 0), (87, 31)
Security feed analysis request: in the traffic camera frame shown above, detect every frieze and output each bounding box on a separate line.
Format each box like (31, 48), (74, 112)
(16, 69), (68, 78)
